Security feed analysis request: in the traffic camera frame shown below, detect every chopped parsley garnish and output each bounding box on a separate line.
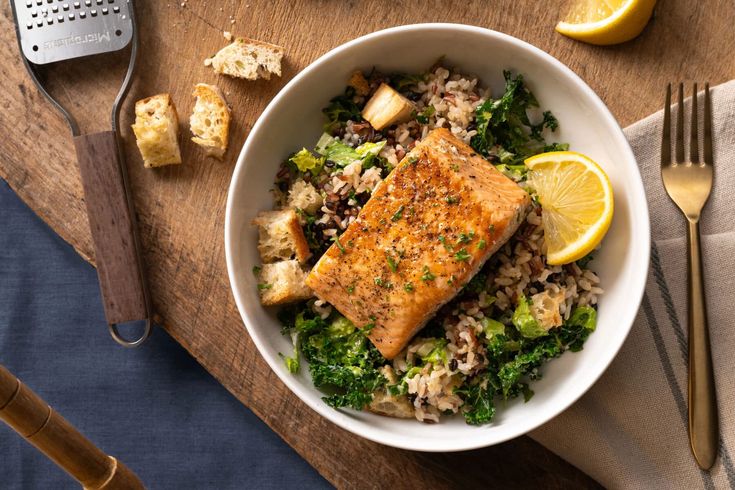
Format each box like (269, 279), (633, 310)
(257, 283), (273, 290)
(454, 249), (471, 261)
(404, 282), (415, 292)
(450, 163), (460, 172)
(407, 156), (419, 165)
(346, 284), (355, 294)
(391, 205), (405, 222)
(446, 195), (459, 204)
(477, 239), (487, 250)
(457, 231), (475, 244)
(438, 235), (453, 251)
(386, 253), (398, 273)
(332, 235), (346, 254)
(252, 266), (262, 276)
(374, 277), (393, 289)
(489, 224), (496, 234)
(421, 266), (436, 282)
(447, 274), (457, 285)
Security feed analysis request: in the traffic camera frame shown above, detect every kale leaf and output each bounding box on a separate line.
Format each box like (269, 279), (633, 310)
(470, 71), (565, 164)
(282, 308), (386, 410)
(322, 87), (363, 133)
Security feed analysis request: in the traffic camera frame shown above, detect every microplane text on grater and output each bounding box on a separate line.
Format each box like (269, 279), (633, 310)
(10, 0), (132, 65)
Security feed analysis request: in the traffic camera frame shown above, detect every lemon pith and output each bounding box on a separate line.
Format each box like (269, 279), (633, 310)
(525, 151), (614, 266)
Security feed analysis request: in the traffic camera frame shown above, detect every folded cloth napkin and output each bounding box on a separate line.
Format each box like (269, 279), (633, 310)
(531, 81), (735, 489)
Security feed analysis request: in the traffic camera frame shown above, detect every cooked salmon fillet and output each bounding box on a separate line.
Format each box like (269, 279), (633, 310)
(305, 128), (531, 359)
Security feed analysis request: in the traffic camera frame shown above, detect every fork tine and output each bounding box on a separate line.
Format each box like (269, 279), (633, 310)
(676, 82), (685, 163)
(703, 82), (713, 166)
(662, 83), (671, 166)
(690, 83), (699, 162)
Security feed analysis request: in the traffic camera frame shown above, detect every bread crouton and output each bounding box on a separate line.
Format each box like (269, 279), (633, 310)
(190, 83), (231, 159)
(530, 289), (566, 330)
(287, 181), (323, 214)
(348, 70), (370, 96)
(361, 83), (414, 131)
(368, 390), (415, 418)
(206, 37), (284, 81)
(131, 94), (182, 168)
(252, 209), (311, 264)
(257, 260), (312, 306)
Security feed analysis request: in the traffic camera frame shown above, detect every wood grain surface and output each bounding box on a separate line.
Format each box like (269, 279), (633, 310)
(2, 0), (734, 487)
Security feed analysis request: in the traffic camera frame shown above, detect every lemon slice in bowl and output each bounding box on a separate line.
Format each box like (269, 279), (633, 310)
(525, 151), (614, 266)
(556, 0), (657, 46)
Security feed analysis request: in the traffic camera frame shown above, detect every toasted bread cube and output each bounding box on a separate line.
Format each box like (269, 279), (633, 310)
(287, 180), (323, 215)
(348, 70), (370, 96)
(257, 260), (312, 306)
(361, 83), (415, 131)
(190, 83), (231, 159)
(530, 289), (566, 330)
(252, 209), (311, 264)
(206, 37), (284, 81)
(131, 94), (181, 168)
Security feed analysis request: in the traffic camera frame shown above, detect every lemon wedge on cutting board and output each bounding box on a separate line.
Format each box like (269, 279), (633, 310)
(525, 151), (614, 266)
(556, 0), (657, 46)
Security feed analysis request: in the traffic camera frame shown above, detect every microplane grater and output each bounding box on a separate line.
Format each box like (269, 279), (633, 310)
(10, 0), (153, 347)
(11, 0), (133, 65)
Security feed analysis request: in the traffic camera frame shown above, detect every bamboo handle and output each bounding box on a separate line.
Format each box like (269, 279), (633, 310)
(0, 364), (145, 489)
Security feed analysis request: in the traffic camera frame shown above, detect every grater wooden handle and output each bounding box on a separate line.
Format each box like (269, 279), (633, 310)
(0, 363), (145, 489)
(73, 131), (150, 332)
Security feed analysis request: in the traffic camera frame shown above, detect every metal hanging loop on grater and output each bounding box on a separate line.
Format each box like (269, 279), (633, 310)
(10, 0), (153, 347)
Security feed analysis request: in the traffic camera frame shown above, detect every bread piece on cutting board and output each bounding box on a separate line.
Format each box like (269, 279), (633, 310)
(257, 260), (312, 306)
(252, 209), (311, 264)
(189, 83), (231, 159)
(131, 94), (182, 168)
(205, 37), (284, 81)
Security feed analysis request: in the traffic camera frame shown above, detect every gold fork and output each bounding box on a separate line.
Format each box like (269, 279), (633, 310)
(661, 83), (718, 470)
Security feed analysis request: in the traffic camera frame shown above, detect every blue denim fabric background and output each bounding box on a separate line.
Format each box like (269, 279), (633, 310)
(0, 180), (330, 489)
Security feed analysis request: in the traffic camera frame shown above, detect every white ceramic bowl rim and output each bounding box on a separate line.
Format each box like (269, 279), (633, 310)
(225, 23), (651, 451)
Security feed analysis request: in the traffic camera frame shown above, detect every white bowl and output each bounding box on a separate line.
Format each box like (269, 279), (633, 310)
(225, 23), (650, 451)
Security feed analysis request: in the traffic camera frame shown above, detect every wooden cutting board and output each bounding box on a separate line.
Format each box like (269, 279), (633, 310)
(2, 0), (734, 487)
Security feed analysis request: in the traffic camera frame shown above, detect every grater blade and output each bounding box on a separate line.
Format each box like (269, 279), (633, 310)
(10, 0), (133, 65)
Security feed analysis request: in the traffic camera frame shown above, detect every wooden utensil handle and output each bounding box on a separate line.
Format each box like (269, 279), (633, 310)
(0, 364), (144, 489)
(73, 131), (149, 329)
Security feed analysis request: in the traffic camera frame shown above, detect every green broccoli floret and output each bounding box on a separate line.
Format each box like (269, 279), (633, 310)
(512, 295), (548, 339)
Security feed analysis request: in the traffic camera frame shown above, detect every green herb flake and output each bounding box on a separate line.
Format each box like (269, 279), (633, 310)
(438, 235), (453, 251)
(421, 266), (436, 282)
(489, 224), (496, 234)
(346, 284), (356, 294)
(386, 253), (398, 273)
(454, 248), (471, 261)
(374, 277), (393, 289)
(391, 204), (405, 222)
(407, 156), (419, 165)
(477, 239), (487, 250)
(446, 195), (459, 204)
(450, 163), (460, 172)
(252, 266), (262, 276)
(257, 283), (273, 290)
(332, 235), (346, 254)
(457, 231), (475, 244)
(404, 282), (415, 293)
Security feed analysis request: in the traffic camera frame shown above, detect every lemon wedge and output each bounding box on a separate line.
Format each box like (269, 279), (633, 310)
(556, 0), (657, 46)
(525, 151), (614, 266)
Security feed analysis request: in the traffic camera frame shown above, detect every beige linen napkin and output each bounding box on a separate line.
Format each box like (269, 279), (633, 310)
(531, 81), (735, 489)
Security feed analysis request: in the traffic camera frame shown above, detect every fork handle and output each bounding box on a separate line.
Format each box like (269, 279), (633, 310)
(74, 131), (151, 345)
(687, 218), (718, 469)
